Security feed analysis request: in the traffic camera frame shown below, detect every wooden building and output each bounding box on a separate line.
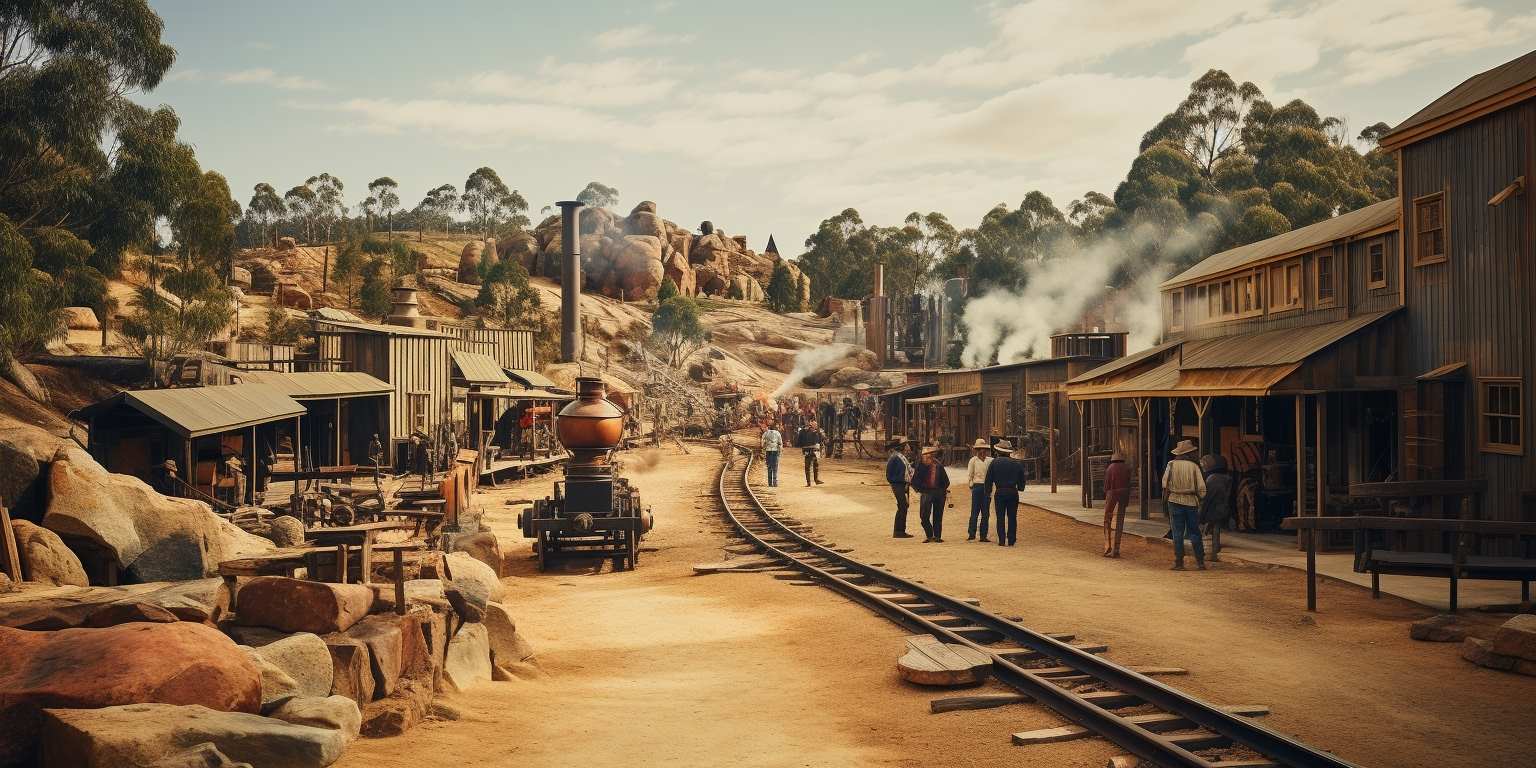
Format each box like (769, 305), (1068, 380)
(235, 371), (390, 470)
(904, 369), (980, 463)
(1068, 199), (1404, 531)
(80, 384), (305, 507)
(1377, 49), (1536, 525)
(310, 318), (455, 468)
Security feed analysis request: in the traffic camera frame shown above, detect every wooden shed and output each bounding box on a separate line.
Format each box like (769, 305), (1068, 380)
(310, 319), (455, 468)
(235, 371), (390, 471)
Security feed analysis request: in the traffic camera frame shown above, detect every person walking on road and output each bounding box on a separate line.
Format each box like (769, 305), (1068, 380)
(1162, 439), (1207, 570)
(886, 438), (914, 538)
(984, 440), (1026, 547)
(1199, 454), (1232, 562)
(1102, 451), (1131, 557)
(912, 445), (950, 542)
(796, 419), (826, 486)
(966, 439), (993, 542)
(760, 422), (783, 487)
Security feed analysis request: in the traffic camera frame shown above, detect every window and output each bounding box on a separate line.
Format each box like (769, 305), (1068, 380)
(1270, 260), (1303, 311)
(1414, 192), (1447, 264)
(1220, 281), (1234, 315)
(1169, 291), (1184, 331)
(1367, 239), (1387, 289)
(1234, 273), (1262, 315)
(1315, 251), (1336, 306)
(1479, 378), (1523, 455)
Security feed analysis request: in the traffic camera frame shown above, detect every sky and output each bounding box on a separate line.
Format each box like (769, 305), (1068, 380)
(142, 0), (1536, 254)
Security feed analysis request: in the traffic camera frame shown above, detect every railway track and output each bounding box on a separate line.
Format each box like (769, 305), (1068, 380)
(714, 450), (1360, 768)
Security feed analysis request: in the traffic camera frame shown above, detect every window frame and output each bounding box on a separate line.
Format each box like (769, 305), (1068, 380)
(1366, 237), (1388, 289)
(1314, 249), (1337, 307)
(1268, 259), (1304, 313)
(1168, 290), (1185, 332)
(1413, 191), (1448, 266)
(1478, 377), (1523, 456)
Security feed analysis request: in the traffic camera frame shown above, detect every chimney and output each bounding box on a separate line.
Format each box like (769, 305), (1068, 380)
(873, 263), (885, 297)
(387, 280), (426, 329)
(557, 200), (585, 362)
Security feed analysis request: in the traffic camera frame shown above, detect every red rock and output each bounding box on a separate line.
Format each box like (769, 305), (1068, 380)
(81, 601), (179, 628)
(1490, 614), (1536, 660)
(341, 615), (404, 697)
(0, 623), (260, 766)
(235, 577), (372, 635)
(323, 638), (374, 705)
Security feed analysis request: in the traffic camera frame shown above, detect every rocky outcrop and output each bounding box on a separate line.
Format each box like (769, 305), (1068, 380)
(10, 520), (88, 586)
(0, 579), (231, 631)
(524, 201), (811, 303)
(235, 578), (373, 636)
(38, 704), (346, 768)
(457, 241), (483, 284)
(62, 307), (100, 331)
(242, 633), (334, 711)
(42, 447), (273, 582)
(449, 532), (503, 577)
(267, 696), (361, 743)
(0, 623), (261, 766)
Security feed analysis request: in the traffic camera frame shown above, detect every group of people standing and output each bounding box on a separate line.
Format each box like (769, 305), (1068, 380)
(885, 438), (1026, 545)
(1101, 438), (1234, 570)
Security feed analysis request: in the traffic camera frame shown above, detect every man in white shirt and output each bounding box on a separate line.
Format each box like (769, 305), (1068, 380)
(965, 439), (993, 542)
(1161, 439), (1207, 570)
(761, 422), (783, 487)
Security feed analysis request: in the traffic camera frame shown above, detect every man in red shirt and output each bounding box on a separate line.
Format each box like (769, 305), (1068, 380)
(1102, 452), (1131, 557)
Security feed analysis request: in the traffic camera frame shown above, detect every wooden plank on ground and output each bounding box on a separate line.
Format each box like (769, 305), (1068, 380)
(1011, 705), (1269, 745)
(0, 506), (22, 583)
(929, 693), (1032, 713)
(897, 635), (993, 686)
(691, 557), (780, 574)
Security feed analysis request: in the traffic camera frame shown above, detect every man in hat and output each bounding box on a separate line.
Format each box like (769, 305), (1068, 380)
(1161, 439), (1207, 570)
(984, 440), (1027, 546)
(965, 439), (993, 541)
(911, 446), (950, 542)
(225, 455), (246, 507)
(796, 418), (826, 486)
(760, 420), (783, 487)
(885, 438), (914, 538)
(1102, 451), (1131, 557)
(156, 458), (180, 495)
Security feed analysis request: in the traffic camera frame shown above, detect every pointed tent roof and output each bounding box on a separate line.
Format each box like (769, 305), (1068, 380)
(764, 234), (779, 254)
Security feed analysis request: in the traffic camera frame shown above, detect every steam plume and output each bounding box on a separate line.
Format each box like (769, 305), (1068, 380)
(770, 343), (865, 399)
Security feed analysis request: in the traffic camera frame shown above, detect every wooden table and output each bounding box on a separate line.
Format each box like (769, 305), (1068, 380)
(305, 521), (413, 586)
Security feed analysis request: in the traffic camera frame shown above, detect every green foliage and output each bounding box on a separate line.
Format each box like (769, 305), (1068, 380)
(0, 215), (68, 363)
(120, 265), (235, 366)
(656, 277), (679, 304)
(765, 262), (798, 313)
(475, 259), (557, 364)
(576, 181), (620, 209)
(650, 295), (706, 367)
(416, 184), (459, 234)
(172, 170), (240, 278)
(368, 177), (400, 236)
(262, 305), (302, 346)
(331, 238), (365, 307)
(247, 183), (285, 247)
(462, 167), (529, 237)
(358, 257), (392, 320)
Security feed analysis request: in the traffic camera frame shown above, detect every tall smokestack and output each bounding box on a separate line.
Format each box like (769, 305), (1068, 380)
(874, 263), (885, 297)
(557, 200), (585, 363)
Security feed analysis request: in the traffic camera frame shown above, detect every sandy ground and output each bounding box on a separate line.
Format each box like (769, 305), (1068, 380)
(340, 446), (1534, 768)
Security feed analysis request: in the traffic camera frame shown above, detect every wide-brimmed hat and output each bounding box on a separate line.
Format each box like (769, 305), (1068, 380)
(921, 445), (941, 456)
(1171, 439), (1198, 456)
(972, 438), (991, 450)
(1109, 451), (1124, 462)
(993, 439), (1014, 451)
(886, 437), (908, 449)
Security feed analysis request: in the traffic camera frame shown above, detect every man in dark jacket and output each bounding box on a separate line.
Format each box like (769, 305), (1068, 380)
(911, 445), (950, 542)
(984, 440), (1027, 546)
(885, 439), (914, 538)
(796, 419), (826, 486)
(1199, 454), (1233, 562)
(1102, 452), (1131, 557)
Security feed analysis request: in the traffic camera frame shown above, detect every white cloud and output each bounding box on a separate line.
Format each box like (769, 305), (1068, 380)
(223, 68), (326, 91)
(594, 24), (695, 51)
(451, 58), (677, 107)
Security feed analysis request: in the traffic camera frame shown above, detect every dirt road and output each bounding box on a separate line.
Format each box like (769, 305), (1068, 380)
(340, 446), (1531, 768)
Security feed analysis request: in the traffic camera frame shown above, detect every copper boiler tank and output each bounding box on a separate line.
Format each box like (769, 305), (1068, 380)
(556, 377), (625, 454)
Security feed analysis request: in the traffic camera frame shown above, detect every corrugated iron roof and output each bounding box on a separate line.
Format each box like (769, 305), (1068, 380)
(236, 371), (391, 399)
(1382, 49), (1536, 149)
(1069, 358), (1301, 400)
(451, 350), (510, 386)
(906, 389), (981, 405)
(309, 307), (364, 323)
(311, 318), (451, 338)
(86, 384), (305, 438)
(464, 387), (575, 400)
(1161, 199), (1399, 290)
(1178, 311), (1395, 370)
(877, 381), (937, 399)
(505, 368), (557, 389)
(1067, 340), (1180, 385)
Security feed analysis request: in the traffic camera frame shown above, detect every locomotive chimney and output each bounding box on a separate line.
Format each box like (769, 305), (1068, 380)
(874, 263), (885, 297)
(557, 200), (585, 362)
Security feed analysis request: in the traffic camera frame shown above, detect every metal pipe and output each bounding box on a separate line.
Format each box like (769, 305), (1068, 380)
(557, 200), (585, 363)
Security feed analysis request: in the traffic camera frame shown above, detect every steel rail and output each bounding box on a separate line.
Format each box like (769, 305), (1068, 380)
(715, 450), (1362, 768)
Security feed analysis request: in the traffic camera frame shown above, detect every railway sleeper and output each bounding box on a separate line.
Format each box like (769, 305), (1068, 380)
(995, 643), (1109, 662)
(1010, 705), (1268, 745)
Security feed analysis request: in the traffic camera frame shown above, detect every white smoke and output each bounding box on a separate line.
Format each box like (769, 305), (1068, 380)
(960, 218), (1219, 366)
(770, 343), (865, 399)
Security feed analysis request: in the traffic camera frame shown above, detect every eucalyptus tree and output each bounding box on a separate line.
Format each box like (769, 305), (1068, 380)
(283, 185), (317, 243)
(368, 177), (400, 238)
(576, 181), (620, 209)
(307, 173), (346, 243)
(247, 183), (286, 247)
(461, 167), (528, 238)
(417, 184), (459, 236)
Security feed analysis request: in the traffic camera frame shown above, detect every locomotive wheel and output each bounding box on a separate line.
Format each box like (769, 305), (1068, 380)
(330, 503), (356, 527)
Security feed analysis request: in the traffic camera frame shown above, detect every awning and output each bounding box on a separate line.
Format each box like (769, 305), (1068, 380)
(906, 389), (981, 405)
(451, 350), (511, 386)
(235, 371), (391, 399)
(82, 384), (305, 438)
(1068, 340), (1179, 386)
(505, 368), (558, 389)
(877, 382), (937, 399)
(464, 387), (575, 401)
(1069, 358), (1303, 400)
(1417, 362), (1468, 381)
(1178, 311), (1394, 370)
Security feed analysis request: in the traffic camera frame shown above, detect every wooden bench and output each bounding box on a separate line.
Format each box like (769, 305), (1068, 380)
(219, 539), (427, 615)
(1284, 515), (1536, 612)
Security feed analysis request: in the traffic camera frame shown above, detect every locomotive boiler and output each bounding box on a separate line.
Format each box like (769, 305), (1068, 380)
(519, 377), (653, 571)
